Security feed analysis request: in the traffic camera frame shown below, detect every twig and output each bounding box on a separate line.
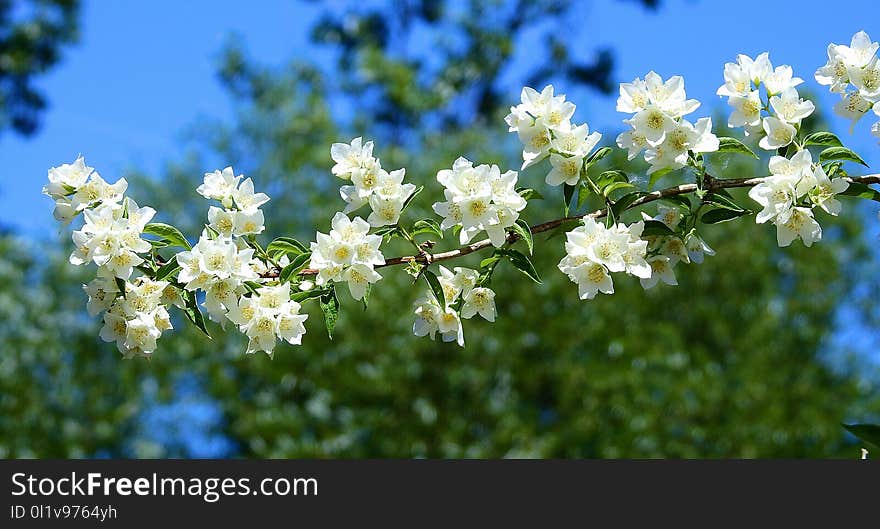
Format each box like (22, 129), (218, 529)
(271, 174), (880, 278)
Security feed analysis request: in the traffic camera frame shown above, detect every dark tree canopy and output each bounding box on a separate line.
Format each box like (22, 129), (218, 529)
(0, 0), (79, 136)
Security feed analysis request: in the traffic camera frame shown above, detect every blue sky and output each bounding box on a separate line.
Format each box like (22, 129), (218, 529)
(1, 0), (878, 237)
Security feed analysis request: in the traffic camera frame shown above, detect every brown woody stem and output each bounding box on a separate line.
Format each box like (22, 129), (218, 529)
(272, 174), (880, 278)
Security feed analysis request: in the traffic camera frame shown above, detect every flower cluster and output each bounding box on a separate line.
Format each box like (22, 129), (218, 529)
(639, 205), (715, 289)
(226, 283), (309, 356)
(557, 217), (650, 299)
(44, 156), (184, 358)
(42, 156), (128, 224)
(717, 52), (814, 151)
(309, 212), (385, 300)
(617, 72), (719, 174)
(748, 150), (848, 247)
(815, 30), (880, 141)
(505, 85), (603, 185)
(45, 30), (880, 357)
(199, 167), (269, 237)
(68, 198), (156, 280)
(331, 137), (417, 227)
(175, 231), (259, 322)
(432, 157), (527, 247)
(96, 277), (181, 358)
(412, 266), (496, 347)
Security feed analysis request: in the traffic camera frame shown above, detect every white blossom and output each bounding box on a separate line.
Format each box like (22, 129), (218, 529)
(197, 167), (241, 208)
(411, 294), (465, 347)
(330, 137), (375, 181)
(43, 156), (93, 201)
(309, 212), (385, 300)
(817, 31), (880, 133)
(834, 92), (875, 131)
(640, 255), (677, 289)
(226, 282), (309, 356)
(618, 72), (716, 174)
(758, 117), (797, 150)
(232, 178), (270, 212)
(768, 88), (815, 124)
(433, 158), (526, 247)
(775, 207), (822, 247)
(808, 165), (849, 215)
(684, 232), (715, 264)
(546, 123), (602, 186)
(69, 198), (155, 280)
(506, 85), (582, 169)
(97, 277), (174, 358)
(762, 64), (803, 96)
(815, 43), (853, 94)
(749, 173), (799, 224)
(83, 275), (119, 316)
(720, 53), (813, 150)
(748, 150), (846, 249)
(413, 295), (442, 341)
(175, 231), (258, 320)
(460, 287), (496, 322)
(838, 31), (879, 69)
(717, 57), (755, 97)
(727, 91), (763, 128)
(332, 140), (416, 227)
(364, 168), (416, 227)
(208, 205), (265, 237)
(558, 216), (650, 300)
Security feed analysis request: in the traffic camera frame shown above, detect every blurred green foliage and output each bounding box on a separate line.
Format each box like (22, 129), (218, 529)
(2, 0), (879, 458)
(0, 0), (80, 136)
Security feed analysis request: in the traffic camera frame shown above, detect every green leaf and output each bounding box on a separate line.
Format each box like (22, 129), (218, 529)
(401, 185), (424, 212)
(648, 167), (673, 189)
(563, 184), (576, 216)
(701, 208), (752, 224)
(703, 193), (744, 211)
(373, 225), (397, 235)
(610, 192), (643, 218)
(597, 170), (628, 184)
(842, 423), (880, 448)
(182, 290), (210, 338)
(823, 161), (844, 178)
(480, 255), (501, 269)
(660, 195), (692, 211)
(155, 260), (181, 281)
(716, 136), (758, 159)
(319, 287), (340, 339)
(267, 237), (308, 258)
(803, 131), (842, 148)
(115, 277), (127, 299)
(422, 269), (446, 307)
(500, 249), (541, 283)
(361, 283), (371, 311)
(412, 218), (443, 238)
(586, 146), (612, 165)
(143, 223), (191, 250)
(602, 181), (635, 197)
(290, 288), (328, 303)
(279, 252), (312, 283)
(819, 146), (868, 167)
(576, 181), (591, 209)
(841, 182), (880, 202)
(511, 219), (534, 255)
(517, 187), (544, 201)
(641, 220), (675, 237)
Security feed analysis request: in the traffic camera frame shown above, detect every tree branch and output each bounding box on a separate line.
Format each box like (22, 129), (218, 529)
(282, 174), (880, 278)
